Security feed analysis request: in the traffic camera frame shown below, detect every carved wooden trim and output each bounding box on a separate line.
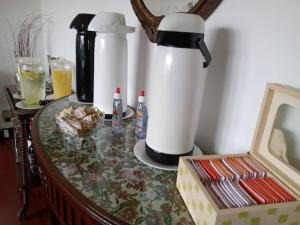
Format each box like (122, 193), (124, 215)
(130, 0), (222, 42)
(130, 0), (163, 42)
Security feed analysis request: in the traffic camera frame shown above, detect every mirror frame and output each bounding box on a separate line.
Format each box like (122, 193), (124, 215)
(130, 0), (222, 42)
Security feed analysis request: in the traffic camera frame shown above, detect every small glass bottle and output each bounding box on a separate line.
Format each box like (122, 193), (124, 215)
(112, 87), (123, 134)
(135, 90), (148, 139)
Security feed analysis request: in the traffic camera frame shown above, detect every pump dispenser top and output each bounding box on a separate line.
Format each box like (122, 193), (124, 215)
(70, 13), (95, 31)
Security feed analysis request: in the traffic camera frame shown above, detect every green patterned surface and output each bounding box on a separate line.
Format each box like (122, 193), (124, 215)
(37, 97), (194, 225)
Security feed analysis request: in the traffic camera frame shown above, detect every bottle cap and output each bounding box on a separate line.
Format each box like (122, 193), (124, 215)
(114, 87), (121, 99)
(138, 90), (145, 102)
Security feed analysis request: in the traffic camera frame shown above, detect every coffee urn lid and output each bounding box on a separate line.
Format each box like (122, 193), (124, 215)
(155, 13), (211, 68)
(88, 12), (135, 34)
(70, 13), (95, 31)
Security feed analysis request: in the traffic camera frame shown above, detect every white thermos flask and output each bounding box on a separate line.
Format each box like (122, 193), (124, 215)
(146, 13), (211, 165)
(88, 12), (135, 118)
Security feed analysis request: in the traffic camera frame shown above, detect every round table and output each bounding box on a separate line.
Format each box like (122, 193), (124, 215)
(31, 97), (194, 225)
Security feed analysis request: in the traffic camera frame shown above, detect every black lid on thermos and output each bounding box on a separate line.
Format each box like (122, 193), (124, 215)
(70, 13), (95, 103)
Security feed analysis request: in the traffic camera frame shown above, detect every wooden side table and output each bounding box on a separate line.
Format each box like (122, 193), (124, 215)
(3, 85), (40, 219)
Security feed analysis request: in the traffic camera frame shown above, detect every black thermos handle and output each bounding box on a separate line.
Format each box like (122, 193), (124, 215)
(196, 38), (211, 68)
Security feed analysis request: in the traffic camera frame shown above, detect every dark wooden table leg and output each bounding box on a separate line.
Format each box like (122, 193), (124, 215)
(17, 119), (30, 220)
(50, 210), (60, 225)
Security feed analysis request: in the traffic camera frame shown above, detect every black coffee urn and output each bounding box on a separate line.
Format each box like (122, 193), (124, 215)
(70, 13), (95, 102)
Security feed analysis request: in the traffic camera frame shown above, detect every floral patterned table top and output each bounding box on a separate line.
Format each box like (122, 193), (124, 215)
(37, 97), (194, 225)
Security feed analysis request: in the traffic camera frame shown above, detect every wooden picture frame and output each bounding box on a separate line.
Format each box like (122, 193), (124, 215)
(130, 0), (222, 42)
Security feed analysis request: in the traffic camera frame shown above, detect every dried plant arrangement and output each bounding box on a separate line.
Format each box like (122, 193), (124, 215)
(8, 14), (46, 58)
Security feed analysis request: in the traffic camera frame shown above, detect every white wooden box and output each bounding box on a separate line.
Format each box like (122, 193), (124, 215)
(177, 83), (300, 225)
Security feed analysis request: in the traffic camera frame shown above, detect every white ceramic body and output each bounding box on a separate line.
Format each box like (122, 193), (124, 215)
(146, 46), (205, 155)
(93, 33), (127, 114)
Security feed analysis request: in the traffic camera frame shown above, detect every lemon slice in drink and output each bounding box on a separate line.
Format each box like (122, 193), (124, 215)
(21, 71), (35, 80)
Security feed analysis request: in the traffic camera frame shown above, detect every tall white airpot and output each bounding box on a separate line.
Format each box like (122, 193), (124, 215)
(145, 13), (211, 165)
(88, 12), (135, 117)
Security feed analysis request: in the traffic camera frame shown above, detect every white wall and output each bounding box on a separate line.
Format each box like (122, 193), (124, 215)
(198, 0), (300, 154)
(0, 0), (42, 117)
(41, 0), (300, 155)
